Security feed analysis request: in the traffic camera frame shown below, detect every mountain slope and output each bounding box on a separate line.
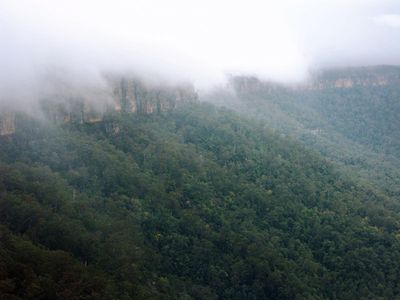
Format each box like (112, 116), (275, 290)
(212, 66), (400, 197)
(1, 102), (400, 299)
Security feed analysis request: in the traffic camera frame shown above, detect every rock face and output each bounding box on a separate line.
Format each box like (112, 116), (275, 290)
(229, 76), (264, 94)
(2, 75), (197, 136)
(230, 66), (400, 94)
(112, 78), (197, 114)
(307, 66), (400, 90)
(41, 77), (198, 126)
(41, 100), (107, 125)
(0, 112), (16, 136)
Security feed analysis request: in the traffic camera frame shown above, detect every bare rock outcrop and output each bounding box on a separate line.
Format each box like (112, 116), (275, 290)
(0, 112), (16, 136)
(112, 77), (197, 114)
(306, 66), (400, 90)
(230, 66), (400, 94)
(39, 76), (198, 127)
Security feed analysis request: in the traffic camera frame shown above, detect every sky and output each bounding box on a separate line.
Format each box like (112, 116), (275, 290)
(0, 0), (400, 106)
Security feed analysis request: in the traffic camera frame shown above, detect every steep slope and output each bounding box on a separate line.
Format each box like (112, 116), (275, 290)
(2, 102), (400, 299)
(304, 66), (400, 158)
(212, 66), (400, 196)
(0, 112), (16, 136)
(39, 76), (198, 125)
(0, 226), (112, 299)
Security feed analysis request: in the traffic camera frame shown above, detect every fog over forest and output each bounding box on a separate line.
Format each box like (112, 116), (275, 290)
(4, 2), (400, 299)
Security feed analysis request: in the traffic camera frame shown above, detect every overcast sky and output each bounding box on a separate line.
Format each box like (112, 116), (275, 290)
(1, 0), (400, 97)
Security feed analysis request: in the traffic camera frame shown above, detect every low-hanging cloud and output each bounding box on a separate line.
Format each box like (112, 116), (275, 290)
(1, 0), (400, 109)
(374, 14), (400, 28)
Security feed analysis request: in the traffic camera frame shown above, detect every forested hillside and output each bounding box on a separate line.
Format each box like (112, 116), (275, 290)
(212, 66), (400, 197)
(2, 102), (400, 299)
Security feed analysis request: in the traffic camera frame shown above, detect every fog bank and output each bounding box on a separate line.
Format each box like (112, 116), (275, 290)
(1, 0), (400, 109)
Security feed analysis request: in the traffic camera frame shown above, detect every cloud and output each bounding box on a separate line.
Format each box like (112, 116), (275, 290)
(0, 0), (400, 109)
(374, 14), (400, 28)
(0, 0), (309, 85)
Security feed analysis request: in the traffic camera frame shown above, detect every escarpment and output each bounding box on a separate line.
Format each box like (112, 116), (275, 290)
(1, 77), (197, 136)
(308, 66), (400, 90)
(112, 77), (197, 114)
(231, 66), (400, 94)
(0, 112), (16, 136)
(42, 77), (198, 125)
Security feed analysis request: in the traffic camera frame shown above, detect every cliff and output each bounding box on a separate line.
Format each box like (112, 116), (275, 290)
(111, 77), (197, 114)
(42, 99), (107, 125)
(306, 65), (400, 90)
(42, 77), (198, 125)
(0, 112), (16, 136)
(230, 66), (400, 94)
(0, 76), (197, 136)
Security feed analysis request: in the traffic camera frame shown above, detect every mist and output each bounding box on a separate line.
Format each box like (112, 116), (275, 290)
(1, 0), (400, 109)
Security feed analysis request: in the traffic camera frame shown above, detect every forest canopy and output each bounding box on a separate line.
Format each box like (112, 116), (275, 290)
(1, 100), (400, 299)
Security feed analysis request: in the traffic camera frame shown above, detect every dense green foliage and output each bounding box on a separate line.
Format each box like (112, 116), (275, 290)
(215, 67), (400, 197)
(1, 99), (400, 299)
(0, 226), (111, 299)
(308, 84), (400, 157)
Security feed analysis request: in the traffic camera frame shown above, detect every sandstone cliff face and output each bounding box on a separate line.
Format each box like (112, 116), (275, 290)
(40, 77), (197, 127)
(42, 100), (107, 125)
(229, 76), (264, 94)
(230, 66), (400, 94)
(308, 76), (393, 90)
(0, 112), (16, 136)
(307, 66), (400, 90)
(112, 78), (197, 114)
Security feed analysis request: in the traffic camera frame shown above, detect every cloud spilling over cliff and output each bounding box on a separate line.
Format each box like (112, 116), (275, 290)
(1, 0), (400, 109)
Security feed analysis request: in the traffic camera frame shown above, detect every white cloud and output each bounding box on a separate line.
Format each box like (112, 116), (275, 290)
(0, 0), (399, 103)
(373, 14), (400, 28)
